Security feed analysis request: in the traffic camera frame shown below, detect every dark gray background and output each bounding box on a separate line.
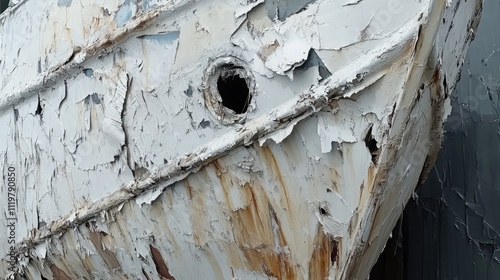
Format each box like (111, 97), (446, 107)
(373, 0), (500, 279)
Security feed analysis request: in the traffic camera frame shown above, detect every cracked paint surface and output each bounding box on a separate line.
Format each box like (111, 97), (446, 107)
(0, 0), (481, 279)
(404, 0), (500, 278)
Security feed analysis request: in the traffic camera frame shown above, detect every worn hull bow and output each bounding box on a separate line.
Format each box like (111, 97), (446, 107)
(0, 0), (482, 279)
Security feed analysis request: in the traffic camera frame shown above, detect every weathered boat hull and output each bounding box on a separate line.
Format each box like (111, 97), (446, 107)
(0, 0), (481, 279)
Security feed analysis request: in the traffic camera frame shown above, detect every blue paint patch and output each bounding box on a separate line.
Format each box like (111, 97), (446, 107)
(142, 0), (158, 10)
(83, 68), (94, 77)
(184, 85), (193, 97)
(57, 0), (72, 7)
(115, 0), (134, 27)
(139, 31), (180, 45)
(295, 49), (331, 80)
(265, 0), (318, 21)
(198, 119), (211, 129)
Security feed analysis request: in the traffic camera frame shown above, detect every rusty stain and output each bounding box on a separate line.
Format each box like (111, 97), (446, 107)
(216, 168), (297, 277)
(215, 164), (233, 209)
(87, 230), (121, 271)
(260, 145), (293, 211)
(183, 180), (193, 200)
(204, 246), (225, 280)
(149, 198), (182, 254)
(232, 183), (274, 248)
(226, 178), (296, 278)
(418, 67), (445, 185)
(183, 174), (209, 246)
(164, 188), (174, 207)
(348, 210), (359, 237)
(82, 255), (95, 274)
(242, 247), (297, 279)
(333, 238), (341, 266)
(308, 225), (332, 279)
(270, 207), (288, 248)
(50, 264), (72, 280)
(329, 169), (341, 193)
(367, 163), (376, 190)
(213, 159), (227, 177)
(150, 245), (176, 280)
(259, 40), (280, 61)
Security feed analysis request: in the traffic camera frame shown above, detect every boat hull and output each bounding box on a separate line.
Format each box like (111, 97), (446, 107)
(0, 0), (482, 279)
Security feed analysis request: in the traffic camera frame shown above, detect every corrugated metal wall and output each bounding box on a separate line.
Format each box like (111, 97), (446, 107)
(374, 0), (500, 279)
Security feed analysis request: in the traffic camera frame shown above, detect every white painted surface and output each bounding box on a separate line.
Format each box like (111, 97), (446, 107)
(0, 0), (481, 279)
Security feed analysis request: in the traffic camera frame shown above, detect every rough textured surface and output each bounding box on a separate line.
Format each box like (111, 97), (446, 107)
(0, 0), (480, 279)
(404, 0), (500, 278)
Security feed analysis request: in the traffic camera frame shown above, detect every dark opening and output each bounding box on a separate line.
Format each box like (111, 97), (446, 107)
(319, 207), (329, 216)
(364, 126), (379, 164)
(217, 65), (251, 114)
(35, 96), (43, 115)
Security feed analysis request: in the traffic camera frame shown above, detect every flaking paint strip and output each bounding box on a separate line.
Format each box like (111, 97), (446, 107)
(11, 21), (419, 255)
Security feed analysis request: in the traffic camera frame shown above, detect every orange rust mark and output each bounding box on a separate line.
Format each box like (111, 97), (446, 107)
(431, 67), (441, 97)
(87, 230), (121, 271)
(418, 67), (444, 185)
(204, 245), (225, 280)
(183, 180), (193, 200)
(239, 182), (254, 208)
(148, 196), (182, 255)
(214, 161), (253, 211)
(260, 146), (293, 211)
(348, 210), (359, 237)
(225, 180), (296, 278)
(183, 174), (208, 246)
(258, 40), (279, 61)
(359, 182), (365, 201)
(50, 265), (72, 280)
(165, 188), (174, 207)
(82, 255), (95, 274)
(150, 245), (176, 280)
(222, 243), (247, 269)
(329, 169), (341, 193)
(367, 163), (376, 191)
(269, 207), (288, 248)
(213, 159), (226, 177)
(232, 183), (274, 248)
(242, 247), (297, 279)
(214, 162), (238, 210)
(308, 225), (333, 280)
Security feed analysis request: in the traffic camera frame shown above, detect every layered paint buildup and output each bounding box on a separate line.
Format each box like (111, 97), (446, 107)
(0, 0), (482, 279)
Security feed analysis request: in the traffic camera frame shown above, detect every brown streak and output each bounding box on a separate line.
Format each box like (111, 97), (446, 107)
(308, 225), (332, 279)
(150, 245), (176, 280)
(87, 231), (121, 271)
(50, 265), (72, 280)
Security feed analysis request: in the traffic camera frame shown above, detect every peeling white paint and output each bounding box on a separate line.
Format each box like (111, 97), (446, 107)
(0, 0), (481, 279)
